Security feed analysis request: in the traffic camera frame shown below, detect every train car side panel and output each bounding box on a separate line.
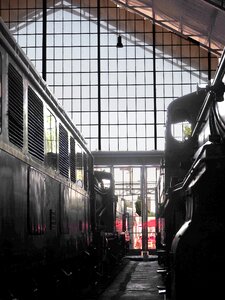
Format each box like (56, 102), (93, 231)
(0, 150), (27, 271)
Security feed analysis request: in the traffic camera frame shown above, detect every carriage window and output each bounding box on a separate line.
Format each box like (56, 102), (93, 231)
(0, 52), (2, 133)
(76, 144), (83, 187)
(83, 152), (88, 191)
(8, 63), (23, 148)
(45, 110), (57, 169)
(59, 123), (69, 178)
(70, 137), (76, 183)
(171, 121), (192, 142)
(28, 87), (44, 161)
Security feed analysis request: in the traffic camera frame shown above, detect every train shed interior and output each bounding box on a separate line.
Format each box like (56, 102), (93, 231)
(1, 1), (225, 299)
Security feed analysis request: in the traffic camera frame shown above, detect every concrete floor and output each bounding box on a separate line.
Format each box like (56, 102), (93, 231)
(98, 256), (165, 300)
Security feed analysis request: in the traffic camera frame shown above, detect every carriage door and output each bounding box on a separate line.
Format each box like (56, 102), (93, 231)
(28, 167), (46, 235)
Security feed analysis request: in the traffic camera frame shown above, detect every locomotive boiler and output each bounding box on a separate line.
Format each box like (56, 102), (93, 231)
(157, 48), (225, 299)
(0, 18), (127, 300)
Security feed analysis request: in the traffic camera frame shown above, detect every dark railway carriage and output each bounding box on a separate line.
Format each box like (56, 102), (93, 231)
(0, 16), (92, 297)
(0, 18), (126, 299)
(157, 48), (225, 299)
(93, 171), (129, 276)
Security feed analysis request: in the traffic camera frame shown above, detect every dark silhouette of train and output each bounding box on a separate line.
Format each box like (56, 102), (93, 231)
(0, 18), (128, 299)
(157, 49), (225, 299)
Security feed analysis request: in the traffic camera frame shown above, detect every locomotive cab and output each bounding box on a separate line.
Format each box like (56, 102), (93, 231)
(94, 170), (116, 233)
(161, 89), (207, 256)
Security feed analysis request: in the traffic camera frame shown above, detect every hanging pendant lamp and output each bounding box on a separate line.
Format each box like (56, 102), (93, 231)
(117, 35), (123, 48)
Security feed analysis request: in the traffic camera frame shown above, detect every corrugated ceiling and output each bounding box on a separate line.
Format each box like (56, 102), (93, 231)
(113, 0), (225, 56)
(2, 0), (225, 56)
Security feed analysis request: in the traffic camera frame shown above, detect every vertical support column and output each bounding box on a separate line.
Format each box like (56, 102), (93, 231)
(141, 166), (148, 260)
(111, 165), (117, 233)
(152, 22), (157, 150)
(97, 0), (101, 150)
(42, 0), (47, 81)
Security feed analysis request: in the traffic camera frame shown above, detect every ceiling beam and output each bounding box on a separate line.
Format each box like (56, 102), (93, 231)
(92, 150), (164, 166)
